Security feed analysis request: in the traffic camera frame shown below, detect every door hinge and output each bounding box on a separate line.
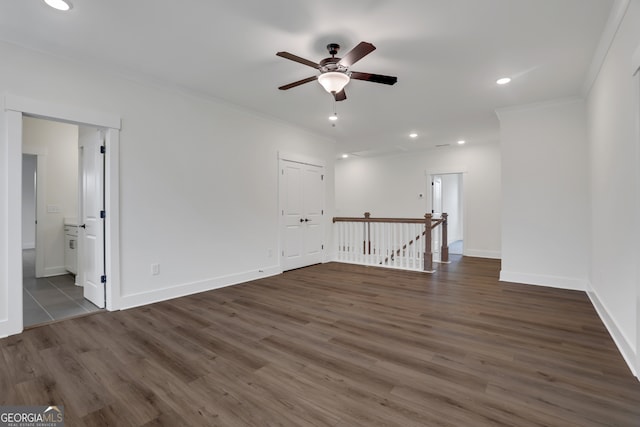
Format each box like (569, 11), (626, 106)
(322, 244), (324, 250)
(432, 209), (434, 213)
(321, 209), (324, 215)
(101, 275), (107, 283)
(281, 169), (284, 175)
(321, 174), (324, 181)
(281, 250), (284, 257)
(100, 210), (106, 219)
(100, 146), (106, 154)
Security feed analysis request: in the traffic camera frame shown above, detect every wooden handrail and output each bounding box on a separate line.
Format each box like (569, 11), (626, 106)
(333, 214), (444, 229)
(333, 216), (426, 224)
(332, 212), (449, 271)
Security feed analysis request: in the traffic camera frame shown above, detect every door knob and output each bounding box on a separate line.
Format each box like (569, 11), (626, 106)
(299, 218), (304, 223)
(304, 218), (310, 222)
(79, 224), (86, 229)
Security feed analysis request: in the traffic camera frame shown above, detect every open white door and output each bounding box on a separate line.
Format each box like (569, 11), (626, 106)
(78, 126), (105, 308)
(280, 160), (325, 271)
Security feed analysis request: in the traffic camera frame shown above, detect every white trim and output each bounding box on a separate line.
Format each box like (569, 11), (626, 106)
(19, 152), (48, 278)
(464, 249), (501, 259)
(104, 129), (121, 311)
(499, 270), (587, 291)
(278, 151), (326, 167)
(582, 0), (631, 95)
(4, 94), (121, 130)
(3, 111), (23, 336)
(587, 287), (638, 378)
(633, 43), (640, 378)
(42, 266), (68, 277)
(119, 266), (281, 310)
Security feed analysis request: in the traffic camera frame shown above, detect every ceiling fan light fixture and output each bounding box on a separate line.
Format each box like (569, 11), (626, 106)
(44, 0), (72, 11)
(318, 72), (350, 94)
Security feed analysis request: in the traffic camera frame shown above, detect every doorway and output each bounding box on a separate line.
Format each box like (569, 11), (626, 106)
(279, 158), (325, 271)
(3, 95), (121, 337)
(21, 117), (103, 327)
(431, 173), (464, 256)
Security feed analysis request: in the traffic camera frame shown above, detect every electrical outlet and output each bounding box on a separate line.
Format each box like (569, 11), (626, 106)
(151, 263), (160, 276)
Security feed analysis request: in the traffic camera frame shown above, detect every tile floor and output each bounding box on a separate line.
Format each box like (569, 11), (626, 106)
(23, 249), (101, 327)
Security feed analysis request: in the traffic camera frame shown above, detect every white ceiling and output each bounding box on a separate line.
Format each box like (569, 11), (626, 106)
(0, 0), (614, 156)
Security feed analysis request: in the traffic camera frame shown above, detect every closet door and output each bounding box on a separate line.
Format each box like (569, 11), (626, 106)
(280, 160), (325, 271)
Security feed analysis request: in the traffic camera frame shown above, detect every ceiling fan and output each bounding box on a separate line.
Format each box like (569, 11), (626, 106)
(276, 41), (398, 101)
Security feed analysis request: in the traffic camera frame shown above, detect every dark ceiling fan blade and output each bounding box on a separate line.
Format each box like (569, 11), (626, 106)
(276, 51), (320, 69)
(278, 76), (318, 90)
(334, 89), (347, 101)
(338, 42), (376, 67)
(350, 71), (398, 85)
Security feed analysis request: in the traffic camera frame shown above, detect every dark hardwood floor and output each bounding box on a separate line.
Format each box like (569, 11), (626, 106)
(2, 256), (640, 426)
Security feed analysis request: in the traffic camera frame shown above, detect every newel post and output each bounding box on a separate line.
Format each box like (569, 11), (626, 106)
(424, 213), (433, 272)
(363, 212), (371, 255)
(441, 213), (449, 263)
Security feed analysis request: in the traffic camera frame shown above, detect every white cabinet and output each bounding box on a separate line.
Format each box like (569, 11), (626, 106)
(64, 223), (78, 275)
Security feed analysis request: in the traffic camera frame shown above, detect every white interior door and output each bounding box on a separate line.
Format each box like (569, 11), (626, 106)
(78, 126), (105, 308)
(280, 160), (325, 271)
(432, 175), (442, 216)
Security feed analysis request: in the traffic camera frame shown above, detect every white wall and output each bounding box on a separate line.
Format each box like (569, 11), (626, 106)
(335, 142), (501, 258)
(497, 98), (590, 291)
(22, 117), (78, 276)
(21, 154), (36, 249)
(586, 0), (640, 372)
(0, 40), (335, 336)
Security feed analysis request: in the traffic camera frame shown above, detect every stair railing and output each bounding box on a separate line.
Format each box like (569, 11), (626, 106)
(333, 212), (449, 272)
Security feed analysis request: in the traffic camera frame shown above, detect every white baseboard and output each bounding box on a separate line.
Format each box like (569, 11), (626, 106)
(587, 286), (638, 379)
(0, 317), (20, 339)
(43, 266), (68, 277)
(499, 270), (587, 291)
(464, 249), (501, 259)
(119, 265), (282, 310)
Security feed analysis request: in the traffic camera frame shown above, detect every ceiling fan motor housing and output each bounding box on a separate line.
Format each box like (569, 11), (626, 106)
(319, 57), (348, 74)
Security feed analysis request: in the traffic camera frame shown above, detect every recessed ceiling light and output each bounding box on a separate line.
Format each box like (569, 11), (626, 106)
(458, 140), (466, 145)
(341, 154), (349, 159)
(496, 77), (511, 85)
(409, 133), (418, 138)
(44, 0), (72, 10)
(329, 113), (338, 121)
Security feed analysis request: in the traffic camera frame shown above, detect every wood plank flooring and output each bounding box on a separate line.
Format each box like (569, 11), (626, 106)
(2, 256), (640, 426)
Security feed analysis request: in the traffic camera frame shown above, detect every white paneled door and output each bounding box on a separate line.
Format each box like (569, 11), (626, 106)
(280, 159), (325, 271)
(78, 126), (106, 308)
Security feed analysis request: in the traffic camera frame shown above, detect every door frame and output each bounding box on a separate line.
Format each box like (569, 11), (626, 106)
(3, 95), (121, 337)
(278, 152), (326, 271)
(632, 42), (640, 377)
(426, 168), (467, 256)
(20, 151), (47, 277)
